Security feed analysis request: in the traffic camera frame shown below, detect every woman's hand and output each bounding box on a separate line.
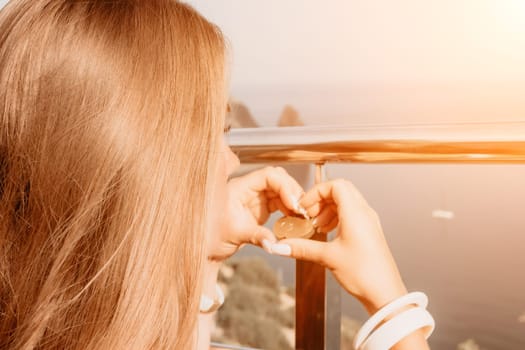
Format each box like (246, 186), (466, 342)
(207, 166), (305, 261)
(271, 179), (408, 314)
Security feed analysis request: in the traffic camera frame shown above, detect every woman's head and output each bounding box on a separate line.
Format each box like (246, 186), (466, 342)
(0, 0), (226, 348)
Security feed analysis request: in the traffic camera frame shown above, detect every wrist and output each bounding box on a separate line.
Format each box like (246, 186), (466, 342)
(361, 282), (408, 315)
(354, 291), (434, 350)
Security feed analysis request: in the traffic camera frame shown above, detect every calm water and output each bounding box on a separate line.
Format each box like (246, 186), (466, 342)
(232, 84), (525, 349)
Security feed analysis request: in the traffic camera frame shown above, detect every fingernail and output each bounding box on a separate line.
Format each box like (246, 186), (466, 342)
(290, 194), (310, 219)
(290, 194), (301, 211)
(271, 243), (292, 256)
(298, 207), (310, 220)
(262, 239), (272, 253)
(312, 217), (318, 227)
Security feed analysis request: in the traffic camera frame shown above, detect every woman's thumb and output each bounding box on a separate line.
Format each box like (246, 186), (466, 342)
(270, 238), (328, 265)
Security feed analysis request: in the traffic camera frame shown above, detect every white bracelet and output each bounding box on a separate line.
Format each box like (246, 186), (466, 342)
(353, 292), (428, 350)
(199, 284), (225, 314)
(362, 306), (435, 350)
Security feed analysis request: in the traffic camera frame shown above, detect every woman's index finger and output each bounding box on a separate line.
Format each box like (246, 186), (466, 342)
(300, 179), (368, 218)
(240, 167), (304, 211)
(299, 181), (337, 217)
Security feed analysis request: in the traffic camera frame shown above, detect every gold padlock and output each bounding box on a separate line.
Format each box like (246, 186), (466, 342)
(273, 216), (315, 239)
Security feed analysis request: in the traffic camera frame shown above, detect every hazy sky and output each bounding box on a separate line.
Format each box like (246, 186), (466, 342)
(188, 0), (525, 88)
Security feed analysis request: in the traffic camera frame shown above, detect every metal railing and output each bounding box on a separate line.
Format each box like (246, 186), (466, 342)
(214, 121), (525, 350)
(228, 121), (525, 164)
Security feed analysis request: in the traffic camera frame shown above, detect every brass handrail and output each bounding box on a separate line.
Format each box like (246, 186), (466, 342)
(228, 121), (525, 164)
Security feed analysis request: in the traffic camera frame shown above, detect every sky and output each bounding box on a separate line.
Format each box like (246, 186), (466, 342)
(185, 0), (525, 127)
(188, 0), (525, 88)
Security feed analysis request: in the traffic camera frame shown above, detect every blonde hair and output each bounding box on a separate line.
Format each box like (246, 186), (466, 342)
(0, 0), (226, 348)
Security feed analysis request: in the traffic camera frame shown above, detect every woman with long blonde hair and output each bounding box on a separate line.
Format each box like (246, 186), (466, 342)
(0, 1), (432, 349)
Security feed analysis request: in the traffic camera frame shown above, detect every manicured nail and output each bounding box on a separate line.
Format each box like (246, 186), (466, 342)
(311, 217), (318, 227)
(290, 194), (301, 211)
(271, 243), (292, 256)
(290, 194), (310, 219)
(298, 207), (310, 220)
(262, 239), (272, 253)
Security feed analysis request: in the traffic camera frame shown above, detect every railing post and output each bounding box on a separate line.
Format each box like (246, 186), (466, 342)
(295, 164), (328, 350)
(295, 239), (326, 349)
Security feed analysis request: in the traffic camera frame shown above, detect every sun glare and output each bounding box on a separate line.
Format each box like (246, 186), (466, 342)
(491, 0), (525, 35)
